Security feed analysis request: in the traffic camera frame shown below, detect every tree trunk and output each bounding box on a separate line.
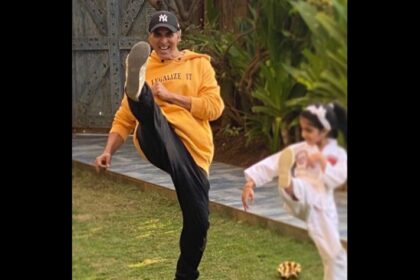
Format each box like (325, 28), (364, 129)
(214, 0), (249, 32)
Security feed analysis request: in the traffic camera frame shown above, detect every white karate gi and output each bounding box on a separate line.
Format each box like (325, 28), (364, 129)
(244, 139), (347, 280)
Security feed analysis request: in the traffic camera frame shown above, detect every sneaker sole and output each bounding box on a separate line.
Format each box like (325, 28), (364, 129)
(278, 147), (295, 189)
(126, 42), (151, 100)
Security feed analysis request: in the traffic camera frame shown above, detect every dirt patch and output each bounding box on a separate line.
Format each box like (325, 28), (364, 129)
(213, 130), (272, 168)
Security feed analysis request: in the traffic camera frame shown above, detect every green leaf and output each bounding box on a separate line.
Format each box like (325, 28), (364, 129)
(252, 106), (281, 117)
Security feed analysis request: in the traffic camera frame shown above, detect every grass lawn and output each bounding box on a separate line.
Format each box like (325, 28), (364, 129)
(72, 166), (323, 279)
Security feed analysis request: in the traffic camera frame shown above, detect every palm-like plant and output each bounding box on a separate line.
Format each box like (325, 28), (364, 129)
(244, 0), (310, 152)
(247, 60), (306, 152)
(283, 0), (347, 108)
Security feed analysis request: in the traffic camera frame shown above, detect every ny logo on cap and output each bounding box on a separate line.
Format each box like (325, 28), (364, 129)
(159, 14), (168, 22)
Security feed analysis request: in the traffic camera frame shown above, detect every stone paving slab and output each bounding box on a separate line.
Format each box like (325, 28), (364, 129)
(72, 134), (347, 242)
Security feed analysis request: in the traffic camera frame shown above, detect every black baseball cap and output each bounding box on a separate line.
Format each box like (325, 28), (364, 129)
(148, 11), (180, 33)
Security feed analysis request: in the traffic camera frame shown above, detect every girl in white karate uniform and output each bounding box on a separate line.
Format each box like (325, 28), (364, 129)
(241, 103), (347, 280)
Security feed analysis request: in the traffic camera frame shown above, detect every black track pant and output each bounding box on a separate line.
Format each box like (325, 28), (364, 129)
(127, 84), (210, 280)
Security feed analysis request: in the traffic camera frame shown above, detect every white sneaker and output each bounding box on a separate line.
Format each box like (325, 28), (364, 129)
(278, 147), (295, 189)
(125, 41), (151, 101)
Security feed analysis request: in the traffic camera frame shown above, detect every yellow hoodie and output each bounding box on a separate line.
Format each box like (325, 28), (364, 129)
(110, 50), (224, 174)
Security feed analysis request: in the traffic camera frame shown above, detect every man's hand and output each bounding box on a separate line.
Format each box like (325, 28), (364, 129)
(241, 180), (255, 211)
(151, 81), (172, 101)
(151, 81), (192, 110)
(95, 152), (112, 173)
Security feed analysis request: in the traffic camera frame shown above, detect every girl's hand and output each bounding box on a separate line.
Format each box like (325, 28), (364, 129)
(307, 152), (326, 171)
(241, 180), (255, 211)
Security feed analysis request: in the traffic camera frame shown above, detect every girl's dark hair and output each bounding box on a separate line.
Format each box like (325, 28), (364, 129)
(300, 102), (347, 144)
